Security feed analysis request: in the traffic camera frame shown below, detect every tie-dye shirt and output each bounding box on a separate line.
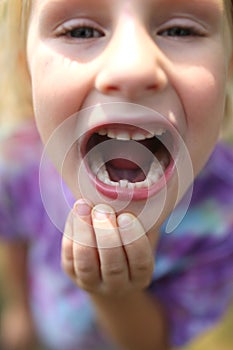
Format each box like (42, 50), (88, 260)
(0, 122), (233, 350)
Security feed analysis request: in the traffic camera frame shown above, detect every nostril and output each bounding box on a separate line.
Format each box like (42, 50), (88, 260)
(95, 61), (168, 97)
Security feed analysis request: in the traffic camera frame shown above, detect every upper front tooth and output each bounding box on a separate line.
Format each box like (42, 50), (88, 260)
(104, 127), (166, 140)
(116, 131), (131, 141)
(107, 129), (131, 140)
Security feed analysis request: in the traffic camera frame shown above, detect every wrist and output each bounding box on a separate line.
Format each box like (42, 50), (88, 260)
(3, 293), (30, 311)
(90, 289), (147, 308)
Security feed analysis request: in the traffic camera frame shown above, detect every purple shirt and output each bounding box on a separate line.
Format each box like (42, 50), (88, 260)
(0, 122), (233, 349)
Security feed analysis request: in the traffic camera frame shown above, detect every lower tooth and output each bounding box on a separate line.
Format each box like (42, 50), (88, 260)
(95, 158), (166, 189)
(104, 178), (112, 185)
(119, 180), (128, 188)
(148, 161), (164, 181)
(97, 165), (107, 181)
(145, 177), (153, 186)
(135, 181), (144, 188)
(128, 182), (135, 189)
(148, 172), (159, 184)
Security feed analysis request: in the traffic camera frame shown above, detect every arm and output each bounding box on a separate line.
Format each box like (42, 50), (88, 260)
(62, 200), (170, 350)
(90, 291), (168, 350)
(0, 241), (29, 307)
(0, 241), (38, 350)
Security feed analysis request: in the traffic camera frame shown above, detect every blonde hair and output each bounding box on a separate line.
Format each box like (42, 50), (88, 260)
(0, 0), (32, 129)
(0, 0), (233, 137)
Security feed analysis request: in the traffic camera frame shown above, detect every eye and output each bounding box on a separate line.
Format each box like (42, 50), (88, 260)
(69, 26), (104, 39)
(158, 26), (204, 38)
(57, 22), (105, 40)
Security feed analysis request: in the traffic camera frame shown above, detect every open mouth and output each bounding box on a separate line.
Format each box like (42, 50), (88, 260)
(81, 124), (175, 200)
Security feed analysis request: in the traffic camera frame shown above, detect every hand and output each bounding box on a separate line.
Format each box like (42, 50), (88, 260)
(0, 303), (39, 350)
(61, 199), (155, 297)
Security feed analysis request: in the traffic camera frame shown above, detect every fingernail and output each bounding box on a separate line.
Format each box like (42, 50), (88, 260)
(117, 213), (134, 228)
(73, 199), (91, 217)
(92, 204), (114, 221)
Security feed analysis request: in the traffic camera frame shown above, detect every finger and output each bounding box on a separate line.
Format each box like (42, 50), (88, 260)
(117, 213), (154, 289)
(92, 204), (129, 293)
(62, 210), (76, 278)
(61, 234), (75, 279)
(72, 199), (101, 290)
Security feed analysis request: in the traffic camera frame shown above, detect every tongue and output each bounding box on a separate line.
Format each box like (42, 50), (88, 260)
(106, 160), (150, 182)
(108, 158), (140, 170)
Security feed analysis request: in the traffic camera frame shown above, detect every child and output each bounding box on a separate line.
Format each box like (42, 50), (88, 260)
(1, 1), (233, 350)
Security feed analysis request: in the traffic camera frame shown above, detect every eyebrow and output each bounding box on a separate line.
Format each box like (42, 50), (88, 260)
(35, 0), (112, 27)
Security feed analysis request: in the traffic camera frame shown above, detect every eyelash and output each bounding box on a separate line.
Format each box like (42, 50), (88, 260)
(157, 26), (204, 38)
(57, 23), (104, 39)
(56, 22), (204, 41)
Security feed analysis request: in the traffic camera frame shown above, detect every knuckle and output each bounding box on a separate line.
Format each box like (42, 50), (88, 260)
(74, 269), (100, 292)
(102, 264), (125, 277)
(134, 259), (153, 273)
(76, 262), (96, 276)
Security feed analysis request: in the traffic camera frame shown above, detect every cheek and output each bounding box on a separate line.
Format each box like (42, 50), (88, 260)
(29, 46), (93, 141)
(177, 65), (227, 174)
(180, 64), (226, 133)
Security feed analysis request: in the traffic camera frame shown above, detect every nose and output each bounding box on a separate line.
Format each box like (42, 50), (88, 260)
(95, 19), (168, 100)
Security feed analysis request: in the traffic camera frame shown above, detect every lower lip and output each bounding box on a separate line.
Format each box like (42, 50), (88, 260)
(86, 160), (175, 201)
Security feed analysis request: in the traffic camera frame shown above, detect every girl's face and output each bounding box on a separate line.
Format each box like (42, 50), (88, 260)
(27, 0), (233, 231)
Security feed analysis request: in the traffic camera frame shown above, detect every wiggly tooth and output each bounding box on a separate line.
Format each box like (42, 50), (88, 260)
(119, 179), (129, 188)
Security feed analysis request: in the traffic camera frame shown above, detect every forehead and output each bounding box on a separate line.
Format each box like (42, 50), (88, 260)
(31, 0), (226, 11)
(28, 0), (228, 36)
(28, 0), (231, 36)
